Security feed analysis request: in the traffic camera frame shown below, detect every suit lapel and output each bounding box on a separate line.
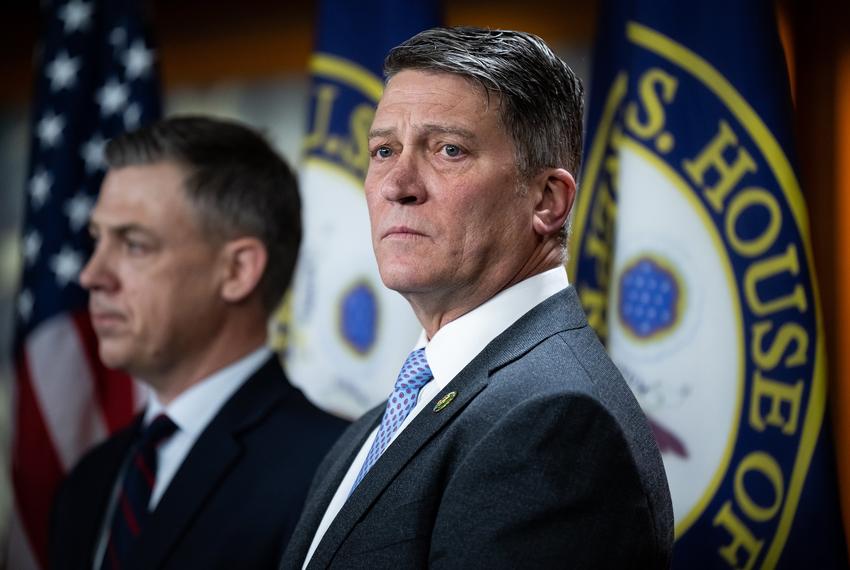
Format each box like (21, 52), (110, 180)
(77, 419), (140, 567)
(307, 360), (490, 569)
(308, 288), (587, 566)
(135, 357), (289, 569)
(282, 406), (383, 565)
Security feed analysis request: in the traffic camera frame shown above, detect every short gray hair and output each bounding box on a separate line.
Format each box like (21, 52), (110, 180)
(105, 115), (301, 314)
(384, 26), (584, 180)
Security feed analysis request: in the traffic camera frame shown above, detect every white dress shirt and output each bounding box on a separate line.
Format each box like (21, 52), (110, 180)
(303, 267), (569, 567)
(93, 346), (273, 569)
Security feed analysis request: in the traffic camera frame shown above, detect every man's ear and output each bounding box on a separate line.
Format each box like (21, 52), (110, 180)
(219, 237), (268, 304)
(532, 168), (576, 238)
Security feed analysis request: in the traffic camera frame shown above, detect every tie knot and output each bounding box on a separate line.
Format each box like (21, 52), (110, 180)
(395, 347), (432, 391)
(139, 414), (178, 450)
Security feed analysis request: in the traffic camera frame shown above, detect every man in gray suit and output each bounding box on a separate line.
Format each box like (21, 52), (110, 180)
(282, 27), (674, 569)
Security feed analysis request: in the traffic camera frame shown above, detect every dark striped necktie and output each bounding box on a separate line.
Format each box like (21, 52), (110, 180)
(101, 414), (177, 570)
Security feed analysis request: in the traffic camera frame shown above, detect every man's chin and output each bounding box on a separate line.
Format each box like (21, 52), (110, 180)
(379, 270), (415, 291)
(378, 262), (439, 292)
(97, 343), (133, 372)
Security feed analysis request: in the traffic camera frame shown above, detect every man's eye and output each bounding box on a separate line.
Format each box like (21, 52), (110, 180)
(442, 144), (462, 158)
(375, 146), (393, 158)
(125, 240), (147, 254)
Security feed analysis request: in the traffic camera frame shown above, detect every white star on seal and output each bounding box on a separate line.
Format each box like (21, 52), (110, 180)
(45, 51), (81, 91)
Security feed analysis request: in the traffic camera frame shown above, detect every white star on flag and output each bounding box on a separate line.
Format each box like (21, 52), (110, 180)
(64, 194), (95, 232)
(37, 111), (65, 148)
(81, 134), (107, 173)
(17, 290), (34, 322)
(10, 0), (162, 566)
(45, 51), (81, 91)
(110, 27), (127, 47)
(29, 169), (53, 208)
(96, 79), (130, 117)
(23, 231), (42, 266)
(123, 40), (154, 80)
(49, 246), (84, 287)
(58, 0), (93, 34)
(123, 103), (142, 130)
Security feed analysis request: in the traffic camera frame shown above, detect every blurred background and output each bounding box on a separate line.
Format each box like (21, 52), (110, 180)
(0, 1), (599, 553)
(1, 0), (849, 567)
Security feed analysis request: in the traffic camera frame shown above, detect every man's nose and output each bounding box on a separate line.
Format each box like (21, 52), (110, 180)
(79, 242), (118, 292)
(380, 153), (426, 205)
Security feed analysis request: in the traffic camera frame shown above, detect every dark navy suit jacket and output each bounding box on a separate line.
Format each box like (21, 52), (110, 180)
(281, 287), (674, 569)
(49, 356), (348, 570)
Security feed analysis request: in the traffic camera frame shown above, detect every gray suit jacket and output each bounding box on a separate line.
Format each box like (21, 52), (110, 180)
(281, 287), (673, 569)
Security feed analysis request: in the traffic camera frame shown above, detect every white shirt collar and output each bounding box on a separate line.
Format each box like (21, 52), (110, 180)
(143, 346), (273, 436)
(421, 266), (569, 388)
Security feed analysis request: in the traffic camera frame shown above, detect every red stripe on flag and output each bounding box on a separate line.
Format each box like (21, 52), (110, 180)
(71, 310), (137, 432)
(12, 350), (64, 570)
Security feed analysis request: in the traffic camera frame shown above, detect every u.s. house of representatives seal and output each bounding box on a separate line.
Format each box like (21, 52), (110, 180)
(570, 21), (826, 570)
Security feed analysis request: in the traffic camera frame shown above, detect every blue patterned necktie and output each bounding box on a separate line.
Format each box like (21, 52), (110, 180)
(101, 414), (177, 570)
(351, 348), (433, 491)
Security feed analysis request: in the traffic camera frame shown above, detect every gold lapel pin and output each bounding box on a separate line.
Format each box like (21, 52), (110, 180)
(433, 391), (457, 413)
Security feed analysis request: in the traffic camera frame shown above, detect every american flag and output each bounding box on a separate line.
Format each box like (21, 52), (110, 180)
(9, 1), (160, 568)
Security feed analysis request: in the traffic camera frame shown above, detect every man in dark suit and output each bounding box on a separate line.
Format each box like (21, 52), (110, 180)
(281, 27), (674, 569)
(49, 116), (348, 570)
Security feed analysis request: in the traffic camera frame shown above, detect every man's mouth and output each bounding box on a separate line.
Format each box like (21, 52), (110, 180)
(383, 225), (427, 239)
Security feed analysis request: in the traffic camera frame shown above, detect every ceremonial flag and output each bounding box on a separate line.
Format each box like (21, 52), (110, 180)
(9, 1), (160, 567)
(570, 0), (847, 567)
(281, 1), (441, 418)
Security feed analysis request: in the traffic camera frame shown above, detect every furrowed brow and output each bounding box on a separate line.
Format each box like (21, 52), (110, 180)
(368, 127), (395, 141)
(368, 124), (478, 143)
(419, 124), (478, 143)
